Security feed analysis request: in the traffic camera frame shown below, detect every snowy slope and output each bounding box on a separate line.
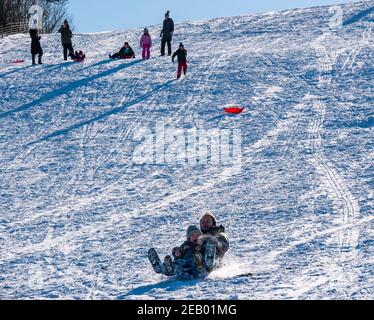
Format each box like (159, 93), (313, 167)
(0, 1), (373, 300)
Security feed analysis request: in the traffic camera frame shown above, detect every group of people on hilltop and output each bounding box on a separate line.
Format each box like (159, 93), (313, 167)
(29, 19), (85, 65)
(29, 11), (187, 79)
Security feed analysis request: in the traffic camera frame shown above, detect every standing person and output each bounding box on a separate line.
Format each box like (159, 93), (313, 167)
(160, 10), (174, 56)
(29, 29), (43, 65)
(140, 28), (152, 60)
(172, 43), (188, 79)
(58, 19), (74, 61)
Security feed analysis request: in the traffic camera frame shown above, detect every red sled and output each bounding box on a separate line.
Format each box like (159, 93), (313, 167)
(224, 106), (245, 114)
(10, 59), (25, 64)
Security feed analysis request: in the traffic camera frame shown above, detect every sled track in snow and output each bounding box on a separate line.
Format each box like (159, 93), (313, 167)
(308, 99), (360, 222)
(2, 50), (235, 230)
(0, 100), (328, 262)
(12, 46), (241, 227)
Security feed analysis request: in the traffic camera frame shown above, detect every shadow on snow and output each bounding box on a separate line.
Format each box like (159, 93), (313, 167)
(26, 78), (176, 146)
(118, 278), (201, 299)
(343, 6), (374, 26)
(0, 59), (143, 119)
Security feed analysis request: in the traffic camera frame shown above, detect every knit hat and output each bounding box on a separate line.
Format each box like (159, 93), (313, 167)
(186, 225), (201, 240)
(179, 42), (184, 48)
(144, 28), (149, 33)
(64, 19), (68, 24)
(165, 10), (170, 18)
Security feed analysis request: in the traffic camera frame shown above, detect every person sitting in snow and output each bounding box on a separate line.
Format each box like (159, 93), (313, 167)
(72, 50), (86, 62)
(148, 225), (206, 280)
(172, 43), (187, 79)
(140, 28), (152, 60)
(109, 42), (135, 60)
(197, 212), (230, 269)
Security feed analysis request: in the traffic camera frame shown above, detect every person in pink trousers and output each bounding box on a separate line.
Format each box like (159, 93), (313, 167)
(140, 28), (152, 60)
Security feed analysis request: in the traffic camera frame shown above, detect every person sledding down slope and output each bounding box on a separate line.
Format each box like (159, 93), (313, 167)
(148, 226), (205, 281)
(148, 214), (229, 280)
(109, 42), (135, 59)
(198, 212), (230, 271)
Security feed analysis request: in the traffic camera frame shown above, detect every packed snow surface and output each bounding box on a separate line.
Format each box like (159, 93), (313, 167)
(0, 1), (373, 299)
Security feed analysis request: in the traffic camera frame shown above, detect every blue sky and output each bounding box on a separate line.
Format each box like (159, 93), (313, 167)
(68, 0), (354, 32)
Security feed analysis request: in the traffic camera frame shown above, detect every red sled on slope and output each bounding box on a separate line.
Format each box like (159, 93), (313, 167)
(9, 59), (25, 64)
(224, 105), (245, 114)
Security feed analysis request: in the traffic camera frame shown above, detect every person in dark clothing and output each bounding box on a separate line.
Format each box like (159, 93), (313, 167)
(58, 19), (74, 61)
(160, 10), (174, 56)
(29, 29), (43, 65)
(72, 50), (86, 62)
(172, 43), (188, 79)
(148, 225), (204, 280)
(198, 212), (230, 260)
(109, 42), (135, 59)
(171, 225), (205, 279)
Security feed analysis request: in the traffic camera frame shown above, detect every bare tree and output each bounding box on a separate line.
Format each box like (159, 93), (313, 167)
(0, 0), (72, 33)
(41, 0), (74, 33)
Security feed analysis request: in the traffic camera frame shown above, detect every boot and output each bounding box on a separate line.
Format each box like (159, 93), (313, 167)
(204, 239), (216, 272)
(163, 255), (174, 276)
(193, 251), (205, 273)
(148, 248), (165, 274)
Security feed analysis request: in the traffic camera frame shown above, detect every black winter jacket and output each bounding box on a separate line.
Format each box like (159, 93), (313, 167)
(58, 25), (73, 45)
(161, 18), (174, 40)
(119, 46), (135, 58)
(172, 241), (200, 261)
(29, 29), (42, 54)
(172, 49), (187, 63)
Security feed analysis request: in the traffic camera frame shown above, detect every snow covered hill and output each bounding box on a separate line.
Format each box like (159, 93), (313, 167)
(0, 1), (373, 300)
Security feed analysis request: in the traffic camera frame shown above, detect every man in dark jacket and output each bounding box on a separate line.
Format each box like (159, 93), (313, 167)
(58, 19), (74, 61)
(29, 29), (43, 65)
(109, 42), (135, 59)
(160, 10), (174, 56)
(172, 43), (188, 79)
